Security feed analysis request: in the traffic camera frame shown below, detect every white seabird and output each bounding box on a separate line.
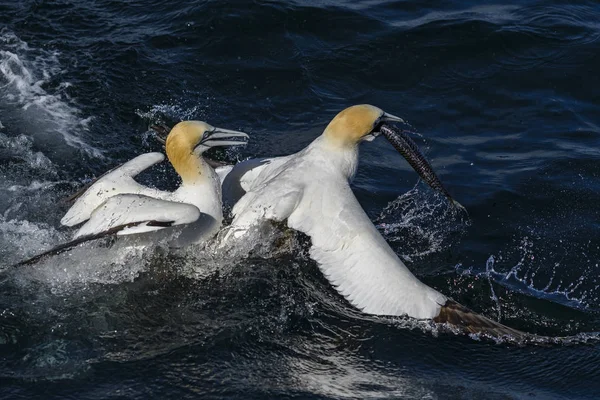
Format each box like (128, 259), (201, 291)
(221, 105), (524, 338)
(17, 121), (248, 266)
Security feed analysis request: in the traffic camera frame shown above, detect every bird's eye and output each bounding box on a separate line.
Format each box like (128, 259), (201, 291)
(201, 130), (215, 143)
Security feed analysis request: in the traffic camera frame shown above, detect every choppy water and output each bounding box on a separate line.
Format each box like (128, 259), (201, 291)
(1, 1), (600, 398)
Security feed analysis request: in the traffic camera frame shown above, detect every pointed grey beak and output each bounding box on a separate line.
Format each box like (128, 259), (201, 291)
(201, 127), (249, 148)
(364, 111), (407, 142)
(381, 112), (405, 124)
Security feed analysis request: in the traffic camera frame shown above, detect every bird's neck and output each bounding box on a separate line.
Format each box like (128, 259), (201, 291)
(175, 178), (223, 223)
(310, 135), (359, 181)
(168, 147), (211, 186)
(172, 155), (223, 223)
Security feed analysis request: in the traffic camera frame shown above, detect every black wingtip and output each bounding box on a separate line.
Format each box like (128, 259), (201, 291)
(450, 199), (469, 219)
(433, 299), (528, 340)
(11, 220), (170, 268)
(13, 235), (100, 267)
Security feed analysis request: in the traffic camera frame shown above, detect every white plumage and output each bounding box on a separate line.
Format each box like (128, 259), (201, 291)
(61, 121), (248, 245)
(62, 152), (170, 228)
(224, 106), (448, 319)
(73, 193), (201, 239)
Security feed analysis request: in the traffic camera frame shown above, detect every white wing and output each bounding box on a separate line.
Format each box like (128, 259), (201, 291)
(220, 156), (293, 206)
(14, 194), (203, 267)
(231, 172), (446, 319)
(287, 181), (446, 319)
(74, 193), (201, 239)
(62, 152), (165, 227)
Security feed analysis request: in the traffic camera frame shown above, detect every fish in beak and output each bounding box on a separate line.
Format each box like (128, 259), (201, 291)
(373, 116), (466, 213)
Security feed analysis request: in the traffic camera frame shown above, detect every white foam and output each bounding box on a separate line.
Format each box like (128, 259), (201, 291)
(376, 184), (466, 260)
(0, 29), (102, 157)
(0, 132), (57, 176)
(0, 215), (67, 267)
(5, 234), (162, 293)
(455, 237), (599, 311)
(135, 102), (205, 122)
(7, 180), (61, 192)
(171, 222), (298, 280)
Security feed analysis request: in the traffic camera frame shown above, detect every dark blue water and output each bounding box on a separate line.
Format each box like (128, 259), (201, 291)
(1, 1), (600, 398)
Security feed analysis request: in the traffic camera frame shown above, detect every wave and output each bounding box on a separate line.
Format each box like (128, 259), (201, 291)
(0, 29), (101, 158)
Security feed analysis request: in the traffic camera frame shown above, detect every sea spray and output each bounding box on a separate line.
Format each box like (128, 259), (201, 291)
(0, 29), (101, 157)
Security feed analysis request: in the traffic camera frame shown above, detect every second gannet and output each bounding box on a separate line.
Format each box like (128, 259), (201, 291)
(16, 121), (248, 266)
(223, 105), (524, 338)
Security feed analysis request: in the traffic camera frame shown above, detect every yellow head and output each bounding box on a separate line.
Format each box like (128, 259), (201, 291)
(322, 105), (383, 147)
(165, 120), (248, 184)
(322, 104), (405, 148)
(165, 121), (211, 183)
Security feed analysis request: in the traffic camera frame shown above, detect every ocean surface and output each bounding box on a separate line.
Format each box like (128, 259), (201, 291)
(1, 0), (600, 398)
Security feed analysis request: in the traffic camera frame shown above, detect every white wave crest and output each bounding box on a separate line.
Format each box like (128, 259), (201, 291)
(0, 132), (56, 176)
(0, 29), (101, 157)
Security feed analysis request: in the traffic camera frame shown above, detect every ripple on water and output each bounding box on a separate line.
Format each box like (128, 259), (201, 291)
(1, 0), (600, 398)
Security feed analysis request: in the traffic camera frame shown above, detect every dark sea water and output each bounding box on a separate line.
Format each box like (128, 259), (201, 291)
(1, 0), (600, 398)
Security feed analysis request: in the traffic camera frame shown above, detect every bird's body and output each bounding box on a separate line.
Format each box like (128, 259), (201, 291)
(62, 151), (222, 243)
(62, 120), (249, 245)
(222, 105), (526, 338)
(226, 122), (446, 319)
(15, 121), (248, 266)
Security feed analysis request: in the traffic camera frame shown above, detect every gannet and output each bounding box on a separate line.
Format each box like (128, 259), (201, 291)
(222, 105), (523, 338)
(16, 121), (248, 266)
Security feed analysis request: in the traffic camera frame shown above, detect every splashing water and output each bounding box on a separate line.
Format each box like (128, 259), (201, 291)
(0, 29), (101, 157)
(375, 184), (467, 261)
(0, 132), (56, 176)
(456, 236), (599, 312)
(136, 102), (249, 162)
(0, 215), (67, 268)
(135, 102), (208, 123)
(485, 255), (502, 320)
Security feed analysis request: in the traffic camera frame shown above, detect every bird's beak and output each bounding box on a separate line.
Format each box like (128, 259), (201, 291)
(199, 127), (249, 148)
(364, 112), (407, 142)
(381, 112), (405, 124)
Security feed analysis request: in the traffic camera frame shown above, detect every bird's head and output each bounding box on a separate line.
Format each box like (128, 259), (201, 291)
(321, 105), (465, 212)
(165, 120), (248, 183)
(165, 121), (248, 156)
(322, 104), (404, 148)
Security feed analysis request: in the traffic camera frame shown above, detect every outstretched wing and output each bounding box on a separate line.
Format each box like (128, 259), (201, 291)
(220, 156), (293, 207)
(228, 166), (446, 320)
(285, 180), (447, 319)
(61, 152), (165, 227)
(74, 193), (201, 239)
(14, 194), (201, 267)
(285, 183), (526, 336)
